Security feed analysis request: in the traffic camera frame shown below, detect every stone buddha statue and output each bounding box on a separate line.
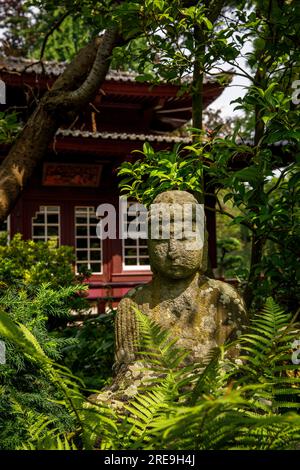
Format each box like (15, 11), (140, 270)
(114, 190), (247, 376)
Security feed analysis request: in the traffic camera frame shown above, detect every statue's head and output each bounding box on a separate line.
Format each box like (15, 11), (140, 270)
(147, 190), (208, 280)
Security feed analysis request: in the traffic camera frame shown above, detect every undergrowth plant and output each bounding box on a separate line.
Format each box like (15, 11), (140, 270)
(0, 283), (88, 449)
(104, 300), (300, 450)
(0, 298), (299, 450)
(0, 234), (85, 292)
(0, 234), (89, 323)
(62, 310), (115, 390)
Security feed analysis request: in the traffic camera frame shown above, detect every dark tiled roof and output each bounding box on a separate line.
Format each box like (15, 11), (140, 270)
(57, 129), (191, 143)
(0, 56), (212, 84)
(57, 130), (296, 146)
(0, 56), (140, 81)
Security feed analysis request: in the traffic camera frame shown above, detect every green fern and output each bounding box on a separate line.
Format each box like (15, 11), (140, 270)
(133, 307), (192, 372)
(234, 297), (300, 411)
(114, 300), (300, 450)
(0, 305), (117, 450)
(1, 297), (299, 450)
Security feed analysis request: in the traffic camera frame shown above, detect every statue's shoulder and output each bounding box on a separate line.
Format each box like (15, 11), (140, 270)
(119, 282), (151, 307)
(199, 277), (247, 319)
(205, 278), (242, 300)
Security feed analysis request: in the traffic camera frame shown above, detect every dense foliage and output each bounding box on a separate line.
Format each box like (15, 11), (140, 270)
(62, 311), (115, 390)
(0, 235), (116, 448)
(0, 284), (81, 449)
(118, 142), (203, 207)
(0, 0), (299, 451)
(0, 298), (299, 450)
(0, 112), (20, 144)
(0, 233), (88, 315)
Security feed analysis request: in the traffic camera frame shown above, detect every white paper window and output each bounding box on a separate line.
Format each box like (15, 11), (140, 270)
(75, 206), (102, 274)
(32, 206), (60, 243)
(122, 202), (150, 270)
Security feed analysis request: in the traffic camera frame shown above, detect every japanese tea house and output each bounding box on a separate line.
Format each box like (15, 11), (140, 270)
(0, 57), (225, 310)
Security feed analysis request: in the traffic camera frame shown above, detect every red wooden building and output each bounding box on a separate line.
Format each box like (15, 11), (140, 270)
(0, 57), (225, 310)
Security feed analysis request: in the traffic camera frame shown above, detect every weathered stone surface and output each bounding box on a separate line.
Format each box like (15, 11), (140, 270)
(114, 190), (247, 374)
(115, 276), (246, 369)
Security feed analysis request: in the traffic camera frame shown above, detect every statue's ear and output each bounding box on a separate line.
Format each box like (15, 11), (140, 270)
(201, 228), (209, 273)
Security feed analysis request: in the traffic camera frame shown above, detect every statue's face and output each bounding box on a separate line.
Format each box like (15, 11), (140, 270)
(147, 198), (205, 279)
(148, 227), (204, 280)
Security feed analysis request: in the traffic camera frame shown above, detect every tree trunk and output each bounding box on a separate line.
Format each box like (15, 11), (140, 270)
(243, 55), (266, 310)
(191, 3), (224, 273)
(192, 24), (205, 207)
(0, 27), (120, 223)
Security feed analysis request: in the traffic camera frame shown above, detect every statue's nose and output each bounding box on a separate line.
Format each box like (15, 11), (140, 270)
(167, 239), (179, 259)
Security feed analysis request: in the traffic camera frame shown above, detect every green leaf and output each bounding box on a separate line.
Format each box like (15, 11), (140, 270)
(142, 142), (155, 157)
(234, 167), (260, 182)
(0, 309), (48, 363)
(202, 17), (213, 30)
(223, 192), (234, 203)
(262, 113), (277, 124)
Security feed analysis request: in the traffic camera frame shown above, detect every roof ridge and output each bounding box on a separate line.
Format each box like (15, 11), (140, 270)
(0, 55), (140, 80)
(56, 128), (192, 143)
(0, 55), (216, 85)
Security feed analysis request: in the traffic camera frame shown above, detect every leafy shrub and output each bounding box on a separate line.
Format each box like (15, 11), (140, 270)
(217, 236), (244, 278)
(0, 233), (74, 289)
(0, 233), (88, 314)
(0, 283), (87, 449)
(118, 142), (203, 207)
(0, 111), (20, 143)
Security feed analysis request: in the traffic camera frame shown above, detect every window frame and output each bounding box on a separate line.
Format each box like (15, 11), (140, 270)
(121, 201), (150, 271)
(31, 205), (61, 244)
(74, 205), (103, 275)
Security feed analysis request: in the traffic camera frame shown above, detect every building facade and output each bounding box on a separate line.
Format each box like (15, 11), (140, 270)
(0, 57), (224, 310)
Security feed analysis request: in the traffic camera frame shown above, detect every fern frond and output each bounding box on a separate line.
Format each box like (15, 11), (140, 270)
(133, 308), (189, 372)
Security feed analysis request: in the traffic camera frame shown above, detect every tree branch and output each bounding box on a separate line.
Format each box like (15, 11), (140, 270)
(266, 164), (293, 196)
(43, 26), (122, 113)
(0, 29), (121, 223)
(57, 26), (120, 109)
(39, 10), (72, 62)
